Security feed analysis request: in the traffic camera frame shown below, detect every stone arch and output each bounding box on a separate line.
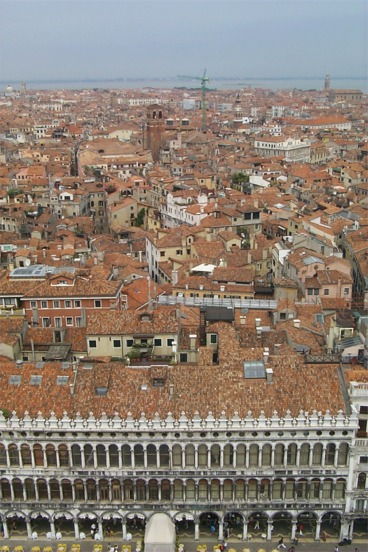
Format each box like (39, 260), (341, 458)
(272, 511), (293, 537)
(30, 510), (52, 536)
(53, 511), (75, 536)
(173, 511), (194, 535)
(199, 510), (220, 538)
(296, 511), (318, 538)
(320, 511), (341, 537)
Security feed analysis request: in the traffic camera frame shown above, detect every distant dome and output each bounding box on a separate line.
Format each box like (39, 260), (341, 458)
(6, 85), (13, 92)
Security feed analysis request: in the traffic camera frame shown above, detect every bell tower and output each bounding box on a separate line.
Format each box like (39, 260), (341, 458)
(146, 104), (164, 162)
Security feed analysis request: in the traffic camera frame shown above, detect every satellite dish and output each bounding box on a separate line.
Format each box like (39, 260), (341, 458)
(25, 259), (31, 266)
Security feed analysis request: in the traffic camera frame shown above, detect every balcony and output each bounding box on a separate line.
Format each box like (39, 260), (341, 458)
(0, 306), (25, 316)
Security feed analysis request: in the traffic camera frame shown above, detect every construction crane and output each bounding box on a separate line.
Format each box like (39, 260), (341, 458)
(178, 69), (209, 132)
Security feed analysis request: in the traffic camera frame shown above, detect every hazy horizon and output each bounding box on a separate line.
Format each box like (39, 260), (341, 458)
(0, 0), (367, 84)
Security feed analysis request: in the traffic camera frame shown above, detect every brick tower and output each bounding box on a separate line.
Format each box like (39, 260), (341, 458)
(146, 104), (164, 162)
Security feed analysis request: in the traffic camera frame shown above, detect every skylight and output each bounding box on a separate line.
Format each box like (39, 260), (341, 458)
(244, 360), (266, 379)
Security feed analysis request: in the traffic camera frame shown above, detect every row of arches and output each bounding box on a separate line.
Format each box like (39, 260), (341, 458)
(0, 476), (347, 503)
(3, 509), (363, 542)
(0, 441), (350, 470)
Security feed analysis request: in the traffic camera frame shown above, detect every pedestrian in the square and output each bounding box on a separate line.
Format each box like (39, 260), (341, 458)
(278, 537), (286, 549)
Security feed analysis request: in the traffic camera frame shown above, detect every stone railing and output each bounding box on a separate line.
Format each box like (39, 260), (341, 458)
(0, 408), (358, 432)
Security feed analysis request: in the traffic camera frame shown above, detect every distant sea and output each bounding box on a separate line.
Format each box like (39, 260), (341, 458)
(1, 76), (367, 93)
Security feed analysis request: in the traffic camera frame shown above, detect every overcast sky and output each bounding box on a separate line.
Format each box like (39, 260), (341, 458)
(0, 0), (367, 82)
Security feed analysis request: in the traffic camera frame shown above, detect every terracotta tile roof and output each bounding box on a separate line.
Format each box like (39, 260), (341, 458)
(0, 323), (347, 419)
(23, 272), (122, 299)
(86, 306), (181, 336)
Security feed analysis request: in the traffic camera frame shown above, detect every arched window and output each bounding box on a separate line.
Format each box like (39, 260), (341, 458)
(235, 479), (245, 500)
(159, 445), (170, 467)
(134, 445), (144, 467)
(58, 445), (69, 467)
(223, 479), (233, 501)
(25, 478), (36, 500)
(136, 479), (146, 500)
(123, 480), (133, 501)
(111, 479), (121, 501)
(173, 479), (183, 500)
(86, 479), (97, 501)
(210, 445), (220, 468)
(49, 479), (60, 500)
(262, 444), (272, 467)
(9, 444), (20, 466)
(224, 444), (234, 467)
(33, 444), (44, 466)
(287, 444), (297, 466)
(46, 444), (57, 466)
(185, 445), (195, 467)
(285, 479), (295, 499)
(249, 444), (259, 467)
(61, 478), (73, 500)
(84, 444), (94, 467)
(0, 444), (6, 466)
(37, 478), (48, 500)
(211, 479), (220, 500)
(296, 479), (308, 499)
(0, 478), (11, 499)
(312, 443), (322, 465)
(161, 479), (171, 500)
(186, 479), (195, 500)
(248, 478), (258, 499)
(96, 445), (106, 467)
(74, 479), (84, 501)
(236, 444), (246, 467)
(325, 444), (336, 466)
(357, 472), (366, 490)
(260, 478), (270, 499)
(311, 479), (320, 499)
(337, 443), (349, 466)
(99, 479), (109, 501)
(21, 444), (32, 465)
(274, 444), (284, 466)
(172, 445), (182, 467)
(300, 443), (310, 466)
(322, 479), (333, 499)
(272, 479), (283, 500)
(335, 479), (346, 499)
(148, 480), (158, 500)
(198, 444), (207, 467)
(198, 479), (208, 499)
(12, 478), (23, 499)
(71, 444), (82, 466)
(147, 445), (157, 467)
(109, 444), (119, 467)
(122, 445), (131, 467)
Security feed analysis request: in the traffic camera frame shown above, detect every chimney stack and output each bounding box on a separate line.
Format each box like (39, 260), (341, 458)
(266, 368), (273, 383)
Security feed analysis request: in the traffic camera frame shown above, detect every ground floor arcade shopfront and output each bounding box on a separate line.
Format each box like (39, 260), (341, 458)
(1, 508), (367, 543)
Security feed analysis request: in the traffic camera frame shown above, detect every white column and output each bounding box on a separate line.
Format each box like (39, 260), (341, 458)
(291, 520), (297, 540)
(122, 520), (127, 540)
(74, 520), (80, 540)
(267, 520), (273, 540)
(195, 520), (200, 541)
(3, 520), (9, 539)
(26, 518), (32, 539)
(243, 519), (248, 540)
(98, 520), (103, 540)
(218, 520), (223, 540)
(315, 519), (321, 541)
